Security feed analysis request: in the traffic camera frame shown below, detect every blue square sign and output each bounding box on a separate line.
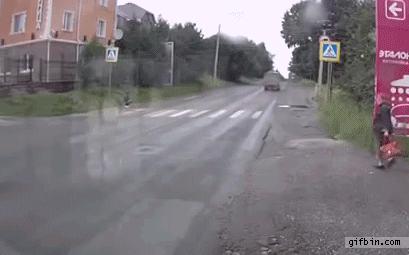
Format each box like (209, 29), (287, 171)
(320, 41), (341, 63)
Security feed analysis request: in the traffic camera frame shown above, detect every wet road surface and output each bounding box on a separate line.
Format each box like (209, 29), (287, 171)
(0, 83), (280, 255)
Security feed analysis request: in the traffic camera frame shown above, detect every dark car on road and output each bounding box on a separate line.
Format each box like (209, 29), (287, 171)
(264, 80), (281, 91)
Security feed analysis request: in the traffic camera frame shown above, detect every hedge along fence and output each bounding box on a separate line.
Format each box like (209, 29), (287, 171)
(79, 50), (218, 88)
(79, 56), (169, 88)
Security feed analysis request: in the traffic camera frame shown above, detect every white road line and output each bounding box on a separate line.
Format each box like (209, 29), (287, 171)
(146, 109), (176, 118)
(209, 109), (227, 118)
(190, 110), (210, 118)
(121, 108), (146, 116)
(0, 119), (18, 126)
(145, 110), (164, 117)
(184, 96), (200, 101)
(252, 111), (263, 119)
(70, 134), (87, 144)
(278, 105), (291, 108)
(170, 109), (194, 118)
(121, 111), (133, 116)
(229, 110), (245, 119)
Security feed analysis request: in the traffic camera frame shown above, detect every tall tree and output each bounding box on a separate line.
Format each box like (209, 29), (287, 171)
(282, 0), (376, 102)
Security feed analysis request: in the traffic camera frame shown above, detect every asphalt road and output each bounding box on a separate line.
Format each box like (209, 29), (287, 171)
(0, 82), (281, 255)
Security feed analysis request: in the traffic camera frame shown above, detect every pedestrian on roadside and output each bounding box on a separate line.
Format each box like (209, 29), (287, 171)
(373, 93), (394, 169)
(124, 91), (132, 108)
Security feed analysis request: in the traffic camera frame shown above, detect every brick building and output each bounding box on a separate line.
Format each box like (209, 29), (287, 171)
(0, 0), (117, 84)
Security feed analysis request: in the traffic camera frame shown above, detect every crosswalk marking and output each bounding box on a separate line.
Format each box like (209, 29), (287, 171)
(252, 111), (263, 119)
(170, 109), (193, 118)
(146, 109), (176, 118)
(190, 110), (210, 118)
(230, 110), (245, 119)
(209, 109), (227, 118)
(142, 108), (265, 120)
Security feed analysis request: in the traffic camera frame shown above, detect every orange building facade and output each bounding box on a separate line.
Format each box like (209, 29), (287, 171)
(0, 0), (117, 83)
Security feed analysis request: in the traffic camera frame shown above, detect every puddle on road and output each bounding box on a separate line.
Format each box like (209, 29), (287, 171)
(134, 145), (162, 155)
(278, 105), (310, 110)
(290, 105), (309, 109)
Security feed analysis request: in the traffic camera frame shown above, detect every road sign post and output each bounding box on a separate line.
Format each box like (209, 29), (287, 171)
(105, 47), (119, 97)
(376, 0), (409, 136)
(318, 40), (341, 101)
(317, 35), (330, 98)
(108, 64), (113, 96)
(326, 63), (333, 102)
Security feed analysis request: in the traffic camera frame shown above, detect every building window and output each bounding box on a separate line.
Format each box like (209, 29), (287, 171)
(62, 11), (74, 32)
(100, 0), (108, 7)
(11, 12), (27, 34)
(96, 19), (106, 38)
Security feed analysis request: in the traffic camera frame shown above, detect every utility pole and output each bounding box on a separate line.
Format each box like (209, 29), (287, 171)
(164, 42), (174, 86)
(213, 24), (221, 85)
(170, 41), (174, 86)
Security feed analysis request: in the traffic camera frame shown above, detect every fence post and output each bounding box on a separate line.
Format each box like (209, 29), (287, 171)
(3, 57), (6, 84)
(16, 58), (20, 83)
(29, 55), (33, 82)
(39, 58), (43, 83)
(61, 54), (64, 81)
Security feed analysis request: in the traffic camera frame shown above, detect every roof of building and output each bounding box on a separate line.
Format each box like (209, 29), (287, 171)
(117, 3), (154, 22)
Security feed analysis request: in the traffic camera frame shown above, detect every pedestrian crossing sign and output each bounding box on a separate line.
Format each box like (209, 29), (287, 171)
(106, 47), (119, 63)
(320, 41), (341, 63)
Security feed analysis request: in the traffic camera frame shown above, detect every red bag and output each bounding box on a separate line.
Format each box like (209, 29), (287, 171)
(380, 140), (404, 160)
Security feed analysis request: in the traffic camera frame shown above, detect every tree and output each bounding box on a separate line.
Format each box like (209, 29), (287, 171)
(115, 18), (274, 85)
(282, 0), (376, 102)
(79, 39), (105, 88)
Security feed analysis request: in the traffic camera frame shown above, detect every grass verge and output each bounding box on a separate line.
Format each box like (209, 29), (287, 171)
(0, 80), (223, 117)
(319, 89), (409, 153)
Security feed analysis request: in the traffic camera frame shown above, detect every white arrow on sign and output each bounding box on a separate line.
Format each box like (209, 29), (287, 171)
(390, 2), (403, 17)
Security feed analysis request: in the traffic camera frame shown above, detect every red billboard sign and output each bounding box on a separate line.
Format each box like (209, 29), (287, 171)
(376, 0), (409, 136)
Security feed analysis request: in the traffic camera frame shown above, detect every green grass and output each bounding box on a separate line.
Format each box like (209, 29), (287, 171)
(319, 90), (409, 154)
(0, 82), (217, 117)
(301, 79), (317, 87)
(0, 89), (121, 117)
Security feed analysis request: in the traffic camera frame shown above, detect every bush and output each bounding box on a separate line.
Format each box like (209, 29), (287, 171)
(198, 73), (225, 88)
(319, 90), (376, 151)
(319, 90), (409, 153)
(79, 40), (105, 88)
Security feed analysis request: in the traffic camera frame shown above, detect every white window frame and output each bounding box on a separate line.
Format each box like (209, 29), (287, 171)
(99, 0), (108, 7)
(96, 19), (107, 38)
(11, 11), (27, 35)
(62, 10), (75, 32)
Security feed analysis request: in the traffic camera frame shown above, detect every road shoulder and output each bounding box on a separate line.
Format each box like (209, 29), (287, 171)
(219, 84), (409, 255)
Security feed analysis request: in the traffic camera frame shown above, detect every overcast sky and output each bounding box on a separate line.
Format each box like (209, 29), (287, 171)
(118, 0), (301, 77)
